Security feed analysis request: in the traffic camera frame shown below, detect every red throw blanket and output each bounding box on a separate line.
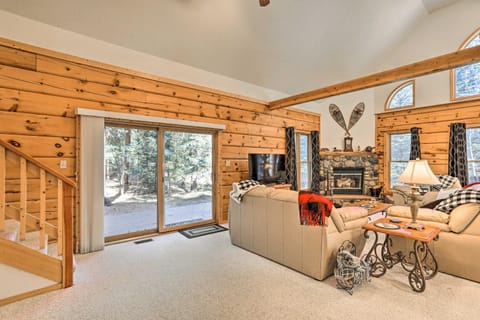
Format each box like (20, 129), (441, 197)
(298, 191), (333, 226)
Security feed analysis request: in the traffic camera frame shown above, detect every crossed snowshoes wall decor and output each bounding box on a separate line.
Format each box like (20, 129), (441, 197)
(329, 103), (365, 151)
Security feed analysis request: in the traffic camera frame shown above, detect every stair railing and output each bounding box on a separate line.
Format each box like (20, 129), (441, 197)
(0, 139), (76, 288)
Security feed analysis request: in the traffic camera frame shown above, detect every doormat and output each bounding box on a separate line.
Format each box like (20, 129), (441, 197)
(179, 224), (228, 239)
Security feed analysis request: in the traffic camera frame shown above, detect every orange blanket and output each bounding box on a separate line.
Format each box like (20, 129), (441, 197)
(298, 191), (333, 226)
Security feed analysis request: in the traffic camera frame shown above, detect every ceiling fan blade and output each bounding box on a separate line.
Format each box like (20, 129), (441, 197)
(259, 0), (270, 7)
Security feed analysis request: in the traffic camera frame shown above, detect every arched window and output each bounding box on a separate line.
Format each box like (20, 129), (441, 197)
(385, 80), (415, 109)
(452, 28), (480, 100)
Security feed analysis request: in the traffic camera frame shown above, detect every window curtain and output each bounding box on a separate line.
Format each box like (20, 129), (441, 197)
(448, 123), (468, 186)
(79, 115), (105, 253)
(285, 127), (297, 191)
(409, 127), (421, 160)
(310, 131), (321, 193)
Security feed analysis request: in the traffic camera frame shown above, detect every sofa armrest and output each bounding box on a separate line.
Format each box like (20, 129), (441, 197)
(449, 203), (480, 234)
(330, 207), (369, 232)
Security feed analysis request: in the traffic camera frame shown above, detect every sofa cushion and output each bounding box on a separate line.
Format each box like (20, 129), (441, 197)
(241, 186), (273, 198)
(420, 198), (443, 209)
(269, 189), (298, 203)
(434, 189), (480, 213)
(387, 206), (449, 223)
(449, 203), (480, 233)
(336, 206), (369, 222)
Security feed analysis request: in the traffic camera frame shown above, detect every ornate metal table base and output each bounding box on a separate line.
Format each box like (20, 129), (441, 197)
(364, 230), (438, 292)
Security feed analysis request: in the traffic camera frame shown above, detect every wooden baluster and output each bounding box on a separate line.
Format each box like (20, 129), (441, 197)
(63, 184), (74, 288)
(57, 180), (63, 256)
(0, 146), (5, 231)
(20, 158), (27, 240)
(39, 169), (46, 249)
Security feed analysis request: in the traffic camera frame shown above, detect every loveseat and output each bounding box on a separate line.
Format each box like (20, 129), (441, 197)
(387, 202), (480, 282)
(228, 187), (369, 280)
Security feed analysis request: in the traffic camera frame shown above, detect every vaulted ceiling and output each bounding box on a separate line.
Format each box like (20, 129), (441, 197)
(0, 0), (461, 96)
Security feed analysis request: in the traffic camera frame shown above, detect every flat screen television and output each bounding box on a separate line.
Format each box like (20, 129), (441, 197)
(248, 153), (286, 184)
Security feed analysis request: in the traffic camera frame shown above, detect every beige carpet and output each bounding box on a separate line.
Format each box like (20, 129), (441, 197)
(0, 230), (479, 320)
(0, 264), (57, 300)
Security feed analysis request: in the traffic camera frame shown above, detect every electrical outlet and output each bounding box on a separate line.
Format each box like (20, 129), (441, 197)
(60, 160), (67, 169)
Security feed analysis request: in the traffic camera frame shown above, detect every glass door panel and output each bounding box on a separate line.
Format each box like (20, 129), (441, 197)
(104, 126), (158, 238)
(162, 131), (213, 227)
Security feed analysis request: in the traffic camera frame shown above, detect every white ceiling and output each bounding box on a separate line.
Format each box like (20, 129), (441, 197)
(0, 0), (461, 96)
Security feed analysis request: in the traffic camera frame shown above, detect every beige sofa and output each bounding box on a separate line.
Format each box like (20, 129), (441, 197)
(229, 187), (369, 280)
(387, 203), (480, 283)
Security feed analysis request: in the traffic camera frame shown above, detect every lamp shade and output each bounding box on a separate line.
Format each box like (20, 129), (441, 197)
(397, 159), (440, 185)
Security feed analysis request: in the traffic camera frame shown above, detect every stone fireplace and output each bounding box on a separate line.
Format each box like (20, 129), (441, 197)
(332, 167), (364, 195)
(320, 152), (378, 195)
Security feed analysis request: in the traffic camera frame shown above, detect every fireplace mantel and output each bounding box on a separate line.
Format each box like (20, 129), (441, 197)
(320, 151), (377, 156)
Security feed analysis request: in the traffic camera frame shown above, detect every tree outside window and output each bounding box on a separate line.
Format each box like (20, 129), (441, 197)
(296, 134), (311, 190)
(387, 81), (415, 109)
(390, 133), (411, 187)
(454, 30), (480, 99)
(467, 127), (480, 183)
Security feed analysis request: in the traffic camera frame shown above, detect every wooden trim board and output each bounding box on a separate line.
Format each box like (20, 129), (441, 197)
(270, 45), (480, 109)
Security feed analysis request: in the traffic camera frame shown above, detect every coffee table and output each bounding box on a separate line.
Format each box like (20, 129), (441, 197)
(362, 218), (441, 292)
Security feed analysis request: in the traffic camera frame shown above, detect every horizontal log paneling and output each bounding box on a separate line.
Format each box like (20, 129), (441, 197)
(35, 55), (320, 123)
(0, 46), (36, 71)
(5, 178), (58, 202)
(376, 99), (480, 190)
(0, 111), (75, 137)
(0, 38), (319, 231)
(219, 133), (284, 149)
(0, 134), (75, 158)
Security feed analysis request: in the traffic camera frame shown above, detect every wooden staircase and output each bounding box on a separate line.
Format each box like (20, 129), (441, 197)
(0, 139), (76, 306)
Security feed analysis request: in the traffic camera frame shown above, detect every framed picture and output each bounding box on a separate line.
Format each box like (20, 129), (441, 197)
(344, 136), (353, 152)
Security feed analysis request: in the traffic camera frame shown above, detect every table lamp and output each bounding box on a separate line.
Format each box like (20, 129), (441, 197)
(396, 159), (440, 230)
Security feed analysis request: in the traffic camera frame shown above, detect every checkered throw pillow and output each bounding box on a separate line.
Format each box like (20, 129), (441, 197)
(434, 189), (480, 213)
(237, 180), (261, 191)
(436, 175), (460, 190)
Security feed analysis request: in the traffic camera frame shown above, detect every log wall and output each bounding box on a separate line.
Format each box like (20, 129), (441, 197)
(0, 38), (320, 240)
(376, 98), (480, 189)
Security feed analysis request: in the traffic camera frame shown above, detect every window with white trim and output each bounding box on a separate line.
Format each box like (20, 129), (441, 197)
(467, 127), (480, 183)
(453, 29), (480, 100)
(386, 80), (415, 109)
(389, 133), (411, 187)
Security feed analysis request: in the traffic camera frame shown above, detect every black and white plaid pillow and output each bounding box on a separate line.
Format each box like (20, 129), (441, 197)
(237, 179), (261, 191)
(434, 189), (480, 213)
(437, 174), (459, 190)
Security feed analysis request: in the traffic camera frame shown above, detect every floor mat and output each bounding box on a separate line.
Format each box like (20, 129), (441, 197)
(178, 224), (228, 239)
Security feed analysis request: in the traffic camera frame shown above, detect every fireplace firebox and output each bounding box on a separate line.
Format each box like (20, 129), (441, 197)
(331, 167), (364, 195)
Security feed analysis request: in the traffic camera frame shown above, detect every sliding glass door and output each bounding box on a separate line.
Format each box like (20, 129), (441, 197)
(103, 124), (215, 241)
(104, 125), (158, 240)
(162, 130), (214, 228)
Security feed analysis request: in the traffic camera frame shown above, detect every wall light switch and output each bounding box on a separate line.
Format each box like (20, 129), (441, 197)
(60, 160), (67, 169)
(226, 160), (231, 167)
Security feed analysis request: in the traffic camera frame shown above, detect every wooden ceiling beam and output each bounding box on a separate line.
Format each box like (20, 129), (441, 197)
(268, 45), (480, 110)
